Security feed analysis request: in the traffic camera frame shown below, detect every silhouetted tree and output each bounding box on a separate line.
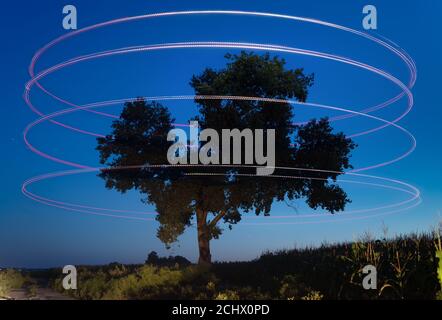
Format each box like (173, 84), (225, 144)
(146, 251), (159, 265)
(145, 251), (191, 267)
(97, 52), (356, 265)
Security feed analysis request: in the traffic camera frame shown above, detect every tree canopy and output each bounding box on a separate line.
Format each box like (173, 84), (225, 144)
(97, 52), (356, 264)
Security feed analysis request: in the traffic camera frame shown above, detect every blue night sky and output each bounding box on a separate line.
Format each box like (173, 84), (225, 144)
(1, 0), (441, 268)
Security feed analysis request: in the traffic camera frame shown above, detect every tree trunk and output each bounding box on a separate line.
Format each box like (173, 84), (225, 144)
(196, 209), (212, 265)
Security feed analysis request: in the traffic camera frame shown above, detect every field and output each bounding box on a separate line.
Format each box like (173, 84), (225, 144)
(2, 231), (441, 300)
(41, 232), (442, 300)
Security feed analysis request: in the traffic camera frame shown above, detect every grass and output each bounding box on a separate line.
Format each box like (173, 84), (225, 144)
(46, 232), (441, 300)
(434, 221), (442, 299)
(0, 269), (29, 298)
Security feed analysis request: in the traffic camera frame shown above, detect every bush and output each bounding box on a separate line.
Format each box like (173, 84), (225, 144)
(0, 269), (27, 297)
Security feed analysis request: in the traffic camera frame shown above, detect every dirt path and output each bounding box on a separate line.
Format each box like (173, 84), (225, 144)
(7, 279), (74, 300)
(33, 287), (74, 300)
(7, 287), (74, 300)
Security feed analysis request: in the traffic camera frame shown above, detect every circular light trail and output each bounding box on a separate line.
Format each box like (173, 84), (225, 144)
(27, 11), (417, 132)
(23, 94), (416, 172)
(22, 165), (420, 223)
(29, 10), (417, 85)
(23, 10), (420, 224)
(25, 41), (413, 138)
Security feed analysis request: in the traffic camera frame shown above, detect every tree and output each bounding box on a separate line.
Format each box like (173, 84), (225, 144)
(97, 52), (356, 265)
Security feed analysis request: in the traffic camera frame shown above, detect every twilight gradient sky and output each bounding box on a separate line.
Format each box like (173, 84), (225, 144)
(1, 0), (441, 268)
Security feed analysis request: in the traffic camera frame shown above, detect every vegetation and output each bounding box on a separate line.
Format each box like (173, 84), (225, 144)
(434, 222), (442, 299)
(0, 269), (28, 298)
(145, 251), (191, 267)
(49, 232), (441, 300)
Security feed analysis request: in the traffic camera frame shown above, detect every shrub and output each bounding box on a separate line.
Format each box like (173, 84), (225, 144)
(215, 290), (240, 300)
(301, 291), (324, 300)
(0, 269), (27, 297)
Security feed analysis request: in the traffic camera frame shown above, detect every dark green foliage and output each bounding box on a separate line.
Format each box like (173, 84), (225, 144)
(145, 251), (191, 267)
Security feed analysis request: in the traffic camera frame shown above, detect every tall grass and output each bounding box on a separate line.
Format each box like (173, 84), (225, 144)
(434, 221), (442, 299)
(0, 269), (28, 298)
(238, 232), (439, 299)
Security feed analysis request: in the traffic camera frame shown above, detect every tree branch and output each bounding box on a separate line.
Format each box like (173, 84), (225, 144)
(209, 210), (226, 228)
